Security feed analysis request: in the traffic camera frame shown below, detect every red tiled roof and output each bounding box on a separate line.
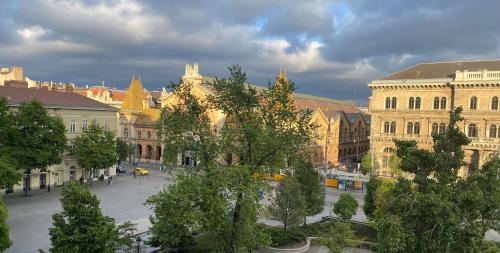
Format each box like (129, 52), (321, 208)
(0, 86), (117, 111)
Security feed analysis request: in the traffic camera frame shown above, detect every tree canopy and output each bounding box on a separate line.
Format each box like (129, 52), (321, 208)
(153, 66), (316, 252)
(373, 107), (500, 252)
(73, 122), (117, 179)
(333, 193), (358, 221)
(49, 181), (133, 253)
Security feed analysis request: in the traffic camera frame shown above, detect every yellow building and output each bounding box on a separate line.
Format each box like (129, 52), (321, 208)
(0, 84), (118, 194)
(368, 60), (500, 177)
(119, 63), (368, 168)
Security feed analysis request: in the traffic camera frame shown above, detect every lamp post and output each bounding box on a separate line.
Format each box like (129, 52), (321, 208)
(135, 236), (142, 253)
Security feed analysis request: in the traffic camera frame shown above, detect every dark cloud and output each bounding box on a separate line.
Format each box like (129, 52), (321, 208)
(0, 0), (498, 105)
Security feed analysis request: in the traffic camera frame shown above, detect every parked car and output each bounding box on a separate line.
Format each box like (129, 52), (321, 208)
(135, 167), (150, 176)
(117, 165), (127, 173)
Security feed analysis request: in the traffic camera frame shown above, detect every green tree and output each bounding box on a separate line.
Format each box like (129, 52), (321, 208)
(388, 154), (402, 176)
(318, 221), (361, 253)
(363, 176), (380, 219)
(49, 181), (133, 253)
(5, 100), (66, 196)
(374, 107), (500, 252)
(269, 175), (306, 247)
(73, 122), (117, 181)
(0, 199), (11, 252)
(294, 157), (324, 226)
(154, 66), (315, 252)
(333, 193), (358, 221)
(361, 152), (371, 175)
(115, 138), (130, 166)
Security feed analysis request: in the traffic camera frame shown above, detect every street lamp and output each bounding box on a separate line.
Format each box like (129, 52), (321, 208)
(136, 236), (142, 253)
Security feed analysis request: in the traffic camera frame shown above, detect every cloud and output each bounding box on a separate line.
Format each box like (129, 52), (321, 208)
(1, 0), (499, 105)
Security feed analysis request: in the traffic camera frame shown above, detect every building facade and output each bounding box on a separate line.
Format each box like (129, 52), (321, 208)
(368, 60), (500, 177)
(118, 63), (368, 168)
(0, 85), (118, 194)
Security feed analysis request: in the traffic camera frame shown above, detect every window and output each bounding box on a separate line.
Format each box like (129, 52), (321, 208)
(439, 123), (446, 134)
(432, 123), (439, 134)
(470, 96), (478, 110)
(384, 122), (390, 133)
(440, 97), (447, 110)
(434, 97), (440, 109)
(124, 128), (129, 139)
(385, 97), (391, 109)
(82, 120), (88, 131)
(104, 121), (110, 132)
(390, 122), (396, 134)
(137, 130), (142, 139)
(490, 125), (497, 138)
(492, 96), (498, 110)
(468, 124), (478, 137)
(415, 97), (421, 109)
(414, 122), (420, 135)
(391, 97), (397, 109)
(382, 147), (394, 168)
(147, 131), (152, 140)
(69, 120), (76, 133)
(407, 122), (413, 134)
(408, 97), (415, 109)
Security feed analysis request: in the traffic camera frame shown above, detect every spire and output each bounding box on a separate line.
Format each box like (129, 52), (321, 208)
(122, 78), (147, 111)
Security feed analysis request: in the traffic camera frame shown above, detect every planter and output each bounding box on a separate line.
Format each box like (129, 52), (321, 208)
(257, 237), (311, 253)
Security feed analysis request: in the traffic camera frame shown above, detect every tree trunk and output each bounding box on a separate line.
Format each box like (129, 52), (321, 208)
(24, 169), (30, 197)
(303, 216), (307, 227)
(231, 190), (243, 252)
(283, 221), (287, 247)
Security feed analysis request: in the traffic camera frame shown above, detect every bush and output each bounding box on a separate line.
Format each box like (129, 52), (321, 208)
(264, 226), (306, 247)
(333, 193), (358, 220)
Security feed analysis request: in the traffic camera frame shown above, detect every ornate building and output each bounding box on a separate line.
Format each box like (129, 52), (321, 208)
(119, 64), (368, 168)
(368, 60), (500, 177)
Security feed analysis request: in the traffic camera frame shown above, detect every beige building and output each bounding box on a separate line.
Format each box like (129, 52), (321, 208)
(119, 63), (367, 168)
(368, 60), (500, 177)
(0, 66), (24, 85)
(0, 84), (118, 194)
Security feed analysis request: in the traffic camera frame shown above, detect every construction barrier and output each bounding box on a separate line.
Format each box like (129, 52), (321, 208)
(325, 178), (338, 188)
(354, 181), (363, 190)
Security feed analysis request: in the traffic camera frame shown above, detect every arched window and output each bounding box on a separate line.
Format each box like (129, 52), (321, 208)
(147, 131), (152, 140)
(439, 123), (446, 134)
(433, 97), (440, 109)
(489, 125), (497, 138)
(124, 128), (129, 139)
(408, 97), (415, 109)
(384, 122), (390, 133)
(468, 124), (478, 137)
(137, 130), (142, 139)
(432, 123), (439, 134)
(390, 122), (396, 133)
(492, 96), (498, 110)
(407, 122), (413, 134)
(382, 147), (394, 168)
(385, 97), (391, 109)
(440, 97), (447, 109)
(391, 97), (397, 109)
(470, 96), (478, 110)
(414, 122), (420, 135)
(415, 97), (421, 109)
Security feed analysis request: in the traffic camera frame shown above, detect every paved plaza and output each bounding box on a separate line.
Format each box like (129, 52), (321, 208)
(4, 166), (171, 253)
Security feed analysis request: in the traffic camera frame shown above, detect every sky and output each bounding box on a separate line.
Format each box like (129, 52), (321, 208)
(1, 0), (500, 105)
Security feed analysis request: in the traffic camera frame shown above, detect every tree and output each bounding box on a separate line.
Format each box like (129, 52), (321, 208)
(0, 199), (11, 252)
(154, 66), (315, 252)
(361, 152), (371, 175)
(269, 175), (306, 247)
(49, 181), (133, 253)
(5, 100), (66, 196)
(0, 155), (21, 191)
(73, 122), (117, 181)
(388, 154), (402, 176)
(318, 221), (361, 253)
(115, 138), (130, 165)
(363, 176), (380, 219)
(373, 107), (500, 252)
(294, 157), (324, 226)
(333, 193), (358, 221)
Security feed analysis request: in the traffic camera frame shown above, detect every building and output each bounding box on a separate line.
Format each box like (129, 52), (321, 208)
(0, 84), (118, 194)
(368, 59), (500, 177)
(119, 63), (368, 168)
(74, 86), (127, 108)
(0, 66), (24, 85)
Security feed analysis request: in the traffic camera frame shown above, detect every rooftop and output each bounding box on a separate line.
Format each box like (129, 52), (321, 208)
(380, 59), (500, 80)
(0, 86), (117, 111)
